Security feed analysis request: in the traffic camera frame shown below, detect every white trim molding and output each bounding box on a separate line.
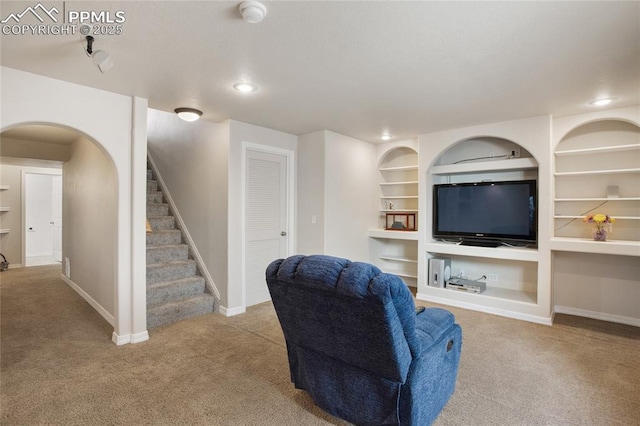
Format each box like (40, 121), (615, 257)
(555, 305), (640, 328)
(219, 305), (247, 317)
(61, 273), (114, 326)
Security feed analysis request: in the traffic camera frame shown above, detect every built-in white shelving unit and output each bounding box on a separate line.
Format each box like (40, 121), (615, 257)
(553, 119), (640, 248)
(370, 144), (419, 286)
(550, 110), (640, 327)
(0, 185), (10, 234)
(417, 120), (552, 324)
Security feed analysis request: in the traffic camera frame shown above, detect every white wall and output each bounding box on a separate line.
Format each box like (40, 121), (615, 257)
(0, 67), (149, 345)
(227, 120), (298, 312)
(1, 137), (71, 162)
(147, 108), (229, 307)
(297, 131), (325, 254)
(63, 137), (117, 315)
(323, 131), (378, 261)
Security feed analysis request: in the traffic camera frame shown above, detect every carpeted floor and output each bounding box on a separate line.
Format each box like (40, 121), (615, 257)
(1, 265), (639, 425)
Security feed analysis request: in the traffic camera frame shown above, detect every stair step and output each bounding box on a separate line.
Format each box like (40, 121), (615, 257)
(148, 216), (175, 231)
(147, 180), (158, 192)
(146, 244), (189, 263)
(147, 203), (170, 216)
(147, 191), (163, 203)
(147, 276), (206, 307)
(147, 259), (196, 284)
(147, 294), (216, 329)
(147, 229), (182, 246)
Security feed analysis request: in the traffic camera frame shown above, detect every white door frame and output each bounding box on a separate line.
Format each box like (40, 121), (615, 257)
(241, 142), (295, 309)
(21, 167), (63, 267)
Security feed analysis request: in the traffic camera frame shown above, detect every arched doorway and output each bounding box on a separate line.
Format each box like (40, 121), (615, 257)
(1, 123), (118, 334)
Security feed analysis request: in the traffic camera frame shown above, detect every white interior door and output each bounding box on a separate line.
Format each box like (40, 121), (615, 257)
(25, 173), (55, 258)
(52, 175), (62, 262)
(245, 149), (289, 306)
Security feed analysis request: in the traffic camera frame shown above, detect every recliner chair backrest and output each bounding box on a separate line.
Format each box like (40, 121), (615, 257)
(266, 255), (422, 383)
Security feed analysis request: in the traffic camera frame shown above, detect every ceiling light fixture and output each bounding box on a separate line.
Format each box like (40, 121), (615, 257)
(85, 36), (113, 74)
(589, 97), (615, 107)
(233, 82), (258, 93)
(381, 133), (392, 141)
(174, 107), (203, 122)
(239, 1), (267, 23)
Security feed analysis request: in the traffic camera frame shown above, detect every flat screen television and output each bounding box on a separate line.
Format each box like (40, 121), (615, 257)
(433, 180), (537, 247)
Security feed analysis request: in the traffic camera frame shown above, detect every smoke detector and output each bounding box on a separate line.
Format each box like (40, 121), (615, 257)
(239, 1), (267, 24)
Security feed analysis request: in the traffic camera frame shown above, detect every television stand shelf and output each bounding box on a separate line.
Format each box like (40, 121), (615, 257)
(425, 241), (539, 262)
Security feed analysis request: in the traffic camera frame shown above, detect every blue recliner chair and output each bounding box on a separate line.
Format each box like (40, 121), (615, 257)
(266, 255), (462, 426)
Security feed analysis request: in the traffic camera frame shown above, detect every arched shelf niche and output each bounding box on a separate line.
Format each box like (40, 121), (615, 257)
(430, 136), (538, 182)
(369, 145), (419, 287)
(553, 119), (640, 246)
(377, 146), (419, 227)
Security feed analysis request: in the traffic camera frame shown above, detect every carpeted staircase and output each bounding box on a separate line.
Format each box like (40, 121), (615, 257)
(146, 165), (216, 328)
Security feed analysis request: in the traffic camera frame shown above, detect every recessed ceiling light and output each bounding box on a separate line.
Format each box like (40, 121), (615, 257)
(233, 82), (258, 93)
(589, 97), (615, 107)
(174, 107), (202, 122)
(381, 133), (392, 141)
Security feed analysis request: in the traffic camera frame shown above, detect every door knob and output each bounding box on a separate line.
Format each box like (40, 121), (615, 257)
(281, 231), (287, 236)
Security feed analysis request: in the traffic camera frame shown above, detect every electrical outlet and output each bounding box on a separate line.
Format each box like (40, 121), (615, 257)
(488, 273), (498, 282)
(510, 149), (521, 158)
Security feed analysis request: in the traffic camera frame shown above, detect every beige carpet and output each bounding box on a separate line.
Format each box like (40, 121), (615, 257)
(1, 265), (638, 425)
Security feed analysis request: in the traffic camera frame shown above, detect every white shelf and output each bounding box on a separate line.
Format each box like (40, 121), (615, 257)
(0, 229), (9, 234)
(380, 195), (418, 199)
(555, 168), (640, 176)
(0, 207), (10, 212)
(0, 185), (9, 190)
(431, 157), (537, 175)
(379, 255), (417, 264)
(384, 270), (417, 279)
(555, 144), (640, 156)
(550, 237), (640, 257)
(368, 229), (419, 241)
(379, 181), (418, 186)
(555, 197), (640, 201)
(425, 241), (539, 262)
(380, 209), (418, 213)
(422, 285), (537, 305)
(379, 165), (418, 172)
(554, 215), (640, 220)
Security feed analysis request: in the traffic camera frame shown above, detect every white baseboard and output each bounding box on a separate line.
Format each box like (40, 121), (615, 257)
(130, 330), (150, 343)
(554, 305), (640, 328)
(112, 330), (150, 345)
(61, 274), (114, 326)
(220, 305), (246, 317)
(416, 292), (553, 326)
(7, 263), (23, 269)
(112, 332), (129, 345)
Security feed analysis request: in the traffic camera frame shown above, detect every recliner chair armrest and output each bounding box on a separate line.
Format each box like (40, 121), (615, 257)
(414, 307), (457, 353)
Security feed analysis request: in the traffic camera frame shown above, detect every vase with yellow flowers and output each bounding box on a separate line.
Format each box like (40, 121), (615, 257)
(583, 213), (615, 241)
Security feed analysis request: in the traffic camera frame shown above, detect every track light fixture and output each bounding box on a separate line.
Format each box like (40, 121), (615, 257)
(85, 36), (113, 74)
(174, 107), (203, 122)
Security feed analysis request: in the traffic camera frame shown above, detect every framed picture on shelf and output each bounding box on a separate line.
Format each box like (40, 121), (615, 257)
(385, 213), (416, 231)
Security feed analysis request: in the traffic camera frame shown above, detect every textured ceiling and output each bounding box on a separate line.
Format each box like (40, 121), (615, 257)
(1, 1), (639, 143)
